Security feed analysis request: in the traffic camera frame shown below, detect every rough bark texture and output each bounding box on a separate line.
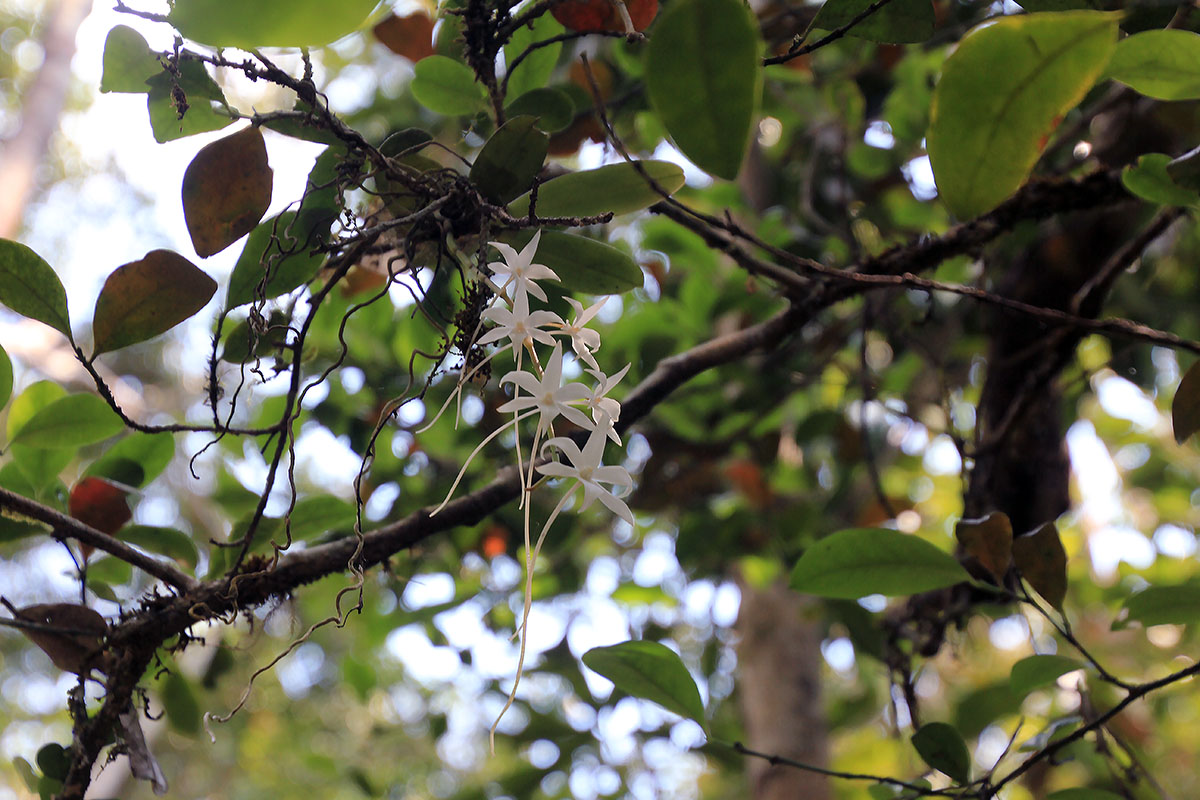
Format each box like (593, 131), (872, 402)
(0, 0), (92, 238)
(736, 579), (832, 800)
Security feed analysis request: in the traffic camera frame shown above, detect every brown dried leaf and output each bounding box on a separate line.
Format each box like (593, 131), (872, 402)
(955, 511), (1013, 584)
(182, 126), (273, 258)
(1013, 521), (1068, 610)
(92, 250), (217, 355)
(373, 13), (436, 62)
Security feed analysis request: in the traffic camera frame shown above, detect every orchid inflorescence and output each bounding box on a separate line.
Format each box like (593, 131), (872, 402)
(424, 230), (634, 749)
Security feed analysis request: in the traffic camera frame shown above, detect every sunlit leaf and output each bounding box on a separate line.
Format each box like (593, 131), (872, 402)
(500, 230), (643, 294)
(1122, 584), (1200, 627)
(1172, 359), (1200, 443)
(507, 161), (686, 218)
(790, 528), (971, 599)
(11, 394), (124, 449)
(92, 250), (217, 356)
(169, 0), (378, 48)
(646, 0), (761, 180)
(183, 126), (274, 258)
(0, 239), (72, 341)
(955, 511), (1012, 583)
(911, 722), (971, 784)
(6, 381), (64, 441)
(146, 60), (233, 143)
(85, 433), (175, 488)
(470, 116), (548, 204)
(1013, 522), (1068, 610)
(0, 344), (11, 409)
(100, 25), (160, 94)
(1010, 654), (1084, 697)
(1122, 153), (1200, 207)
(410, 55), (487, 116)
(813, 0), (934, 44)
(225, 212), (324, 310)
(582, 640), (706, 728)
(504, 12), (564, 100)
(1104, 29), (1200, 100)
(927, 11), (1119, 218)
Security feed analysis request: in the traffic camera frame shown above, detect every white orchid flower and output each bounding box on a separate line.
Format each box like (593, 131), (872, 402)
(537, 423), (635, 525)
(487, 230), (560, 303)
(554, 297), (607, 369)
(498, 343), (593, 434)
(584, 362), (630, 442)
(477, 290), (562, 359)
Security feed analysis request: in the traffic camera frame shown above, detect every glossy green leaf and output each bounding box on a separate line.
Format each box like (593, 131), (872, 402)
(411, 55), (487, 116)
(790, 528), (971, 599)
(1122, 153), (1200, 207)
(646, 0), (761, 179)
(500, 230), (643, 294)
(120, 525), (200, 568)
(169, 0), (378, 48)
(508, 161), (686, 218)
(146, 60), (233, 143)
(0, 343), (11, 409)
(1046, 789), (1126, 800)
(505, 88), (574, 133)
(813, 0), (934, 44)
(100, 25), (160, 94)
(582, 640), (705, 728)
(226, 212), (325, 310)
(162, 671), (201, 734)
(1105, 29), (1200, 100)
(1010, 654), (1084, 696)
(470, 116), (548, 204)
(504, 12), (564, 100)
(1172, 359), (1200, 443)
(6, 381), (66, 441)
(927, 11), (1119, 218)
(92, 250), (217, 356)
(0, 239), (72, 341)
(911, 723), (970, 784)
(11, 394), (124, 449)
(11, 444), (74, 492)
(86, 432), (176, 488)
(1122, 584), (1200, 627)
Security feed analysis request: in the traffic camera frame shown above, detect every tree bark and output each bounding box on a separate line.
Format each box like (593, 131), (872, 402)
(0, 0), (93, 238)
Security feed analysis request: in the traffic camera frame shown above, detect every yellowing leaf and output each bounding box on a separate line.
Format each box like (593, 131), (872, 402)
(1172, 359), (1200, 443)
(92, 250), (217, 356)
(1013, 522), (1068, 610)
(927, 11), (1119, 218)
(182, 126), (273, 258)
(955, 511), (1013, 583)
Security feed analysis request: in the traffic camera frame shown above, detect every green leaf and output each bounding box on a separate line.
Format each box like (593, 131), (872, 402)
(35, 744), (69, 782)
(120, 525), (200, 568)
(646, 0), (761, 180)
(1046, 789), (1126, 800)
(146, 59), (233, 143)
(1122, 153), (1200, 207)
(1010, 654), (1084, 696)
(226, 212), (325, 310)
(284, 495), (360, 542)
(1172, 359), (1200, 443)
(790, 528), (971, 599)
(927, 11), (1119, 218)
(1167, 144), (1200, 192)
(1104, 29), (1200, 100)
(911, 722), (971, 784)
(86, 432), (175, 488)
(100, 25), (160, 94)
(0, 343), (11, 409)
(11, 444), (74, 492)
(0, 239), (72, 341)
(92, 250), (217, 356)
(410, 55), (487, 116)
(813, 0), (934, 44)
(504, 13), (564, 100)
(169, 0), (378, 48)
(11, 394), (124, 449)
(1122, 584), (1200, 627)
(582, 640), (706, 728)
(508, 161), (686, 218)
(500, 230), (643, 294)
(469, 116), (549, 204)
(505, 88), (575, 133)
(6, 381), (65, 441)
(162, 671), (201, 735)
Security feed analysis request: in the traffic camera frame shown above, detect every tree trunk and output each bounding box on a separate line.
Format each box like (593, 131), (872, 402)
(0, 0), (93, 238)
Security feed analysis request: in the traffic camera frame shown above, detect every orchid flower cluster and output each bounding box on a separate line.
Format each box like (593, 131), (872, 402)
(424, 230), (633, 747)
